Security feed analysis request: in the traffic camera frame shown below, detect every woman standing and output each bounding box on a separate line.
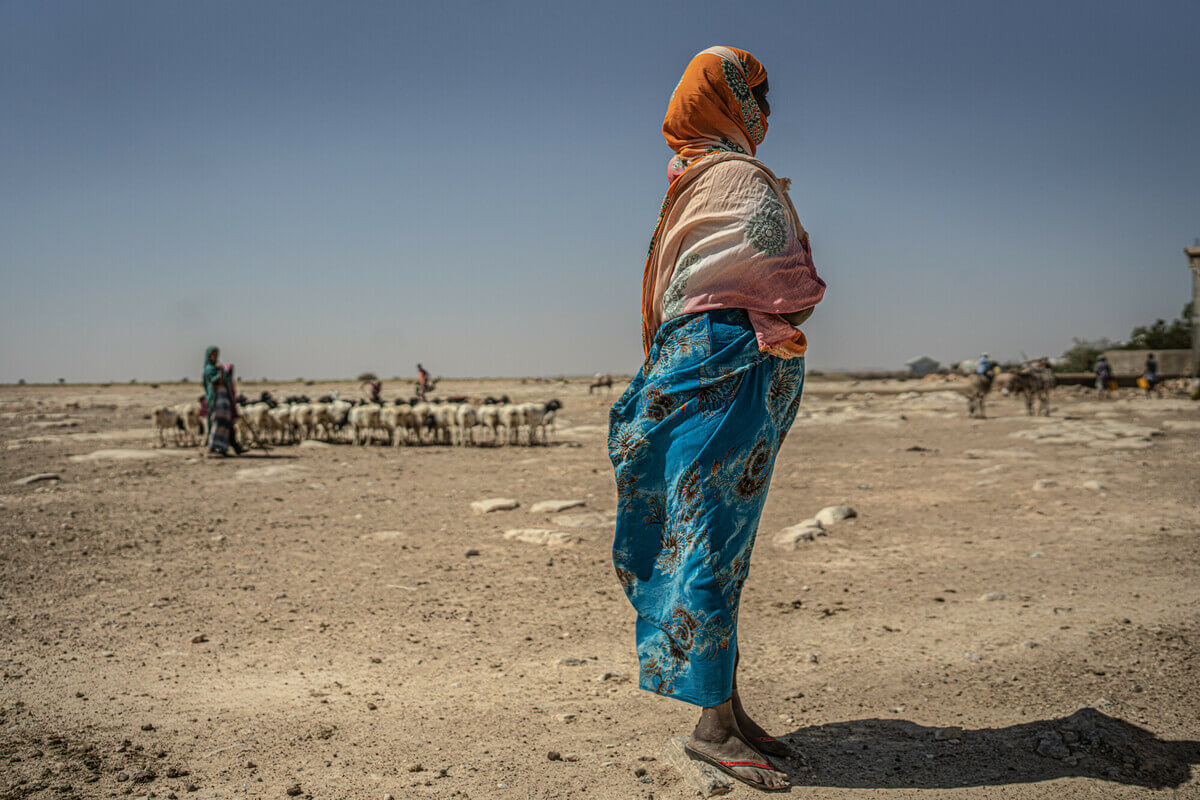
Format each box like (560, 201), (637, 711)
(608, 47), (825, 791)
(203, 346), (242, 457)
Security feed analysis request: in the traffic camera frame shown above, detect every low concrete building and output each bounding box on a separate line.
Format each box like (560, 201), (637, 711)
(1101, 349), (1193, 377)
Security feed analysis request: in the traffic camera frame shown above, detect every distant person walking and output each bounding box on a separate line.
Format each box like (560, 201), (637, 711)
(608, 47), (824, 792)
(1094, 353), (1113, 398)
(361, 378), (383, 404)
(416, 364), (430, 401)
(1142, 353), (1161, 397)
(203, 346), (243, 457)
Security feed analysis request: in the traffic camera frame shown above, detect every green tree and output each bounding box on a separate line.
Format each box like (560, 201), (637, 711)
(1120, 302), (1193, 350)
(1057, 338), (1112, 373)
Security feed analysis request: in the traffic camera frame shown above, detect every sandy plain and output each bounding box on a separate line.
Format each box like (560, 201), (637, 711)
(1, 377), (1198, 800)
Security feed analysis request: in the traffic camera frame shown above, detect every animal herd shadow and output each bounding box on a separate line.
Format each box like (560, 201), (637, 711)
(775, 708), (1199, 790)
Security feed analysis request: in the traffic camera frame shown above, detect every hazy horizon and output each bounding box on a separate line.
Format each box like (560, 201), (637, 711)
(3, 1), (1198, 384)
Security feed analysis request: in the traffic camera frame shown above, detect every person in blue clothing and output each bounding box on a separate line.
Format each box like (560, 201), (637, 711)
(1094, 354), (1114, 398)
(976, 353), (995, 377)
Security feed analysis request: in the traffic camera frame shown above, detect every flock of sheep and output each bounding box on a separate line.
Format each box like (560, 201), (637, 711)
(152, 394), (564, 448)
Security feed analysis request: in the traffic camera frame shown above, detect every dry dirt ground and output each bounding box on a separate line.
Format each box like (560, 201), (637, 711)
(2, 377), (1198, 800)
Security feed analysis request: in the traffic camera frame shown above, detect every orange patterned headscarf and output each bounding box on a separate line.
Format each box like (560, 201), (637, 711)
(662, 46), (768, 171)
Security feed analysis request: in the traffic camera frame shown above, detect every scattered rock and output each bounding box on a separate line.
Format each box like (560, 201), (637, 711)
(464, 548), (480, 557)
(502, 528), (574, 546)
(806, 652), (819, 664)
(131, 768), (156, 784)
(773, 519), (823, 550)
(13, 472), (60, 486)
(407, 764), (424, 773)
(814, 505), (857, 527)
(978, 592), (1008, 601)
(1081, 480), (1105, 491)
(141, 722), (156, 731)
(235, 465), (305, 482)
(472, 497), (520, 513)
(530, 499), (586, 513)
(1033, 479), (1058, 491)
(933, 726), (962, 741)
(70, 449), (169, 462)
(1035, 731), (1070, 759)
(190, 634), (208, 644)
(547, 751), (562, 761)
(662, 735), (733, 797)
(555, 713), (576, 723)
(363, 530), (404, 541)
(557, 657), (589, 666)
(286, 784), (303, 796)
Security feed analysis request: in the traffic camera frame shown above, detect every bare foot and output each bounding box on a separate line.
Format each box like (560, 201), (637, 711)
(690, 701), (788, 791)
(732, 691), (792, 758)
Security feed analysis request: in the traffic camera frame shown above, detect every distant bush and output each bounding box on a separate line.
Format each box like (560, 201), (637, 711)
(181, 377), (189, 383)
(357, 372), (378, 382)
(1056, 338), (1112, 373)
(18, 378), (25, 385)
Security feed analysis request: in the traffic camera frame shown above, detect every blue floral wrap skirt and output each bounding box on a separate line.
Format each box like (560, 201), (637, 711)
(608, 309), (805, 707)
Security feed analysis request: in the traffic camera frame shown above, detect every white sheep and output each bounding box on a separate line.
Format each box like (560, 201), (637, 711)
(348, 403), (381, 445)
(454, 403), (478, 445)
(499, 404), (523, 445)
(477, 404), (502, 444)
(173, 401), (205, 446)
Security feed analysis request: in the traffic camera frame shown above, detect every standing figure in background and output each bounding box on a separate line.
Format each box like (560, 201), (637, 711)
(1142, 353), (1161, 397)
(416, 364), (430, 401)
(362, 378), (383, 404)
(1094, 353), (1114, 398)
(609, 46), (825, 792)
(203, 346), (244, 457)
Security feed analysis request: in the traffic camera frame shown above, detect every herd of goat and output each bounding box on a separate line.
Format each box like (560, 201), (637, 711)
(152, 392), (564, 448)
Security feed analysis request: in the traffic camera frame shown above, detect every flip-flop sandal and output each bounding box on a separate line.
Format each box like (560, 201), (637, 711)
(682, 742), (789, 793)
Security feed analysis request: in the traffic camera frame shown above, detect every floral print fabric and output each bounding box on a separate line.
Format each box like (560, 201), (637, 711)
(609, 309), (805, 707)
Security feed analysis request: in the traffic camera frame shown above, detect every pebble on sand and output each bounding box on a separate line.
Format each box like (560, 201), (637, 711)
(530, 499), (586, 513)
(1081, 480), (1106, 491)
(471, 497), (520, 514)
(286, 784), (303, 796)
(814, 505), (857, 528)
(502, 529), (574, 546)
(1032, 479), (1058, 491)
(773, 519), (824, 550)
(13, 472), (61, 485)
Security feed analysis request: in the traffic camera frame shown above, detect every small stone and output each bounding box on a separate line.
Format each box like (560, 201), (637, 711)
(547, 751), (562, 761)
(634, 767), (648, 777)
(557, 657), (588, 666)
(366, 702), (377, 710)
(141, 723), (155, 731)
(1022, 640), (1039, 649)
(190, 634), (208, 644)
(285, 784), (302, 796)
(1035, 732), (1070, 759)
(165, 767), (188, 778)
(407, 764), (424, 773)
(774, 520), (823, 550)
(555, 713), (576, 723)
(933, 726), (962, 741)
(13, 472), (60, 485)
(471, 497), (520, 514)
(131, 768), (156, 784)
(806, 652), (819, 664)
(979, 592), (1007, 601)
(1081, 480), (1105, 491)
(502, 528), (574, 546)
(464, 548), (480, 557)
(662, 735), (732, 797)
(530, 499), (586, 513)
(964, 651), (982, 662)
(1033, 479), (1058, 491)
(814, 505), (857, 527)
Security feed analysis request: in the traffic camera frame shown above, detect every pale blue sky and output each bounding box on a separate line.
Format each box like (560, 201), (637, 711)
(2, 0), (1197, 382)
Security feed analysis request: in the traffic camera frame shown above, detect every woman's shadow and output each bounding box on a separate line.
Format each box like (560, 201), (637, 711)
(777, 708), (1199, 790)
